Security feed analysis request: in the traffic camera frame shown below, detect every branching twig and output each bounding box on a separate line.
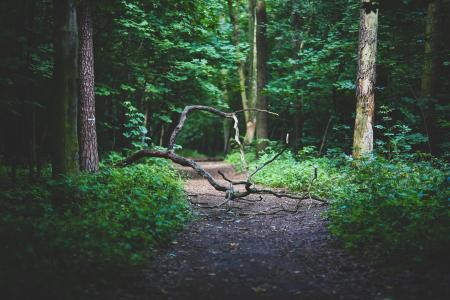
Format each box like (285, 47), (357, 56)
(248, 144), (288, 181)
(234, 108), (279, 116)
(218, 170), (247, 185)
(248, 133), (289, 181)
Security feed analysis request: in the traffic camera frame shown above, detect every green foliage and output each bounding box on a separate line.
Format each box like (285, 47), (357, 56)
(225, 148), (256, 172)
(226, 148), (450, 265)
(328, 157), (449, 264)
(375, 105), (428, 158)
(177, 148), (208, 159)
(94, 0), (232, 155)
(123, 101), (150, 149)
(0, 158), (190, 292)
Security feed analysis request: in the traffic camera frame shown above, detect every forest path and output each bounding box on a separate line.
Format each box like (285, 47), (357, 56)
(102, 161), (444, 300)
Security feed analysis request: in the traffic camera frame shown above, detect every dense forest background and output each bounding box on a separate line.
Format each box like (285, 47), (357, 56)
(1, 0), (450, 176)
(0, 0), (449, 299)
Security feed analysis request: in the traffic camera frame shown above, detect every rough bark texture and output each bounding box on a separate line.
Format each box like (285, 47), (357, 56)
(421, 0), (440, 98)
(52, 0), (79, 177)
(78, 0), (99, 172)
(352, 0), (378, 158)
(255, 0), (268, 151)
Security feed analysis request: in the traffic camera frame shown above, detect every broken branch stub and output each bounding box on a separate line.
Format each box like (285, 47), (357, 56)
(120, 105), (327, 204)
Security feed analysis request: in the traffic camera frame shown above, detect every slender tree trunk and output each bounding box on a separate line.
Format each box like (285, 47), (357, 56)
(159, 123), (165, 146)
(318, 115), (333, 156)
(52, 0), (80, 177)
(219, 68), (232, 155)
(292, 103), (304, 151)
(255, 0), (268, 151)
(78, 0), (99, 172)
(291, 10), (309, 151)
(352, 0), (378, 158)
(420, 0), (441, 155)
(23, 0), (37, 182)
(421, 0), (440, 99)
(227, 0), (253, 143)
(223, 120), (232, 154)
(246, 0), (257, 143)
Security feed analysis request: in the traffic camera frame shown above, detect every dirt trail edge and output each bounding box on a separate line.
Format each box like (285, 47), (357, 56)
(94, 161), (449, 300)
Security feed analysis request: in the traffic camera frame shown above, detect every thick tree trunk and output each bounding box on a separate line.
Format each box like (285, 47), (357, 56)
(255, 0), (268, 151)
(78, 0), (99, 172)
(52, 0), (80, 177)
(352, 0), (378, 158)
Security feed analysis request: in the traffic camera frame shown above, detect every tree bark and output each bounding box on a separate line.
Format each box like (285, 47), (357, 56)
(421, 0), (440, 99)
(227, 0), (254, 144)
(52, 0), (80, 177)
(318, 115), (333, 156)
(23, 0), (37, 182)
(78, 0), (99, 172)
(255, 0), (269, 151)
(419, 0), (441, 155)
(292, 103), (304, 151)
(246, 0), (257, 143)
(352, 0), (378, 158)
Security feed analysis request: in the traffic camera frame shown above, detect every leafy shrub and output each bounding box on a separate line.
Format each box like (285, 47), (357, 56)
(328, 157), (450, 264)
(0, 159), (190, 295)
(226, 149), (450, 264)
(123, 100), (150, 149)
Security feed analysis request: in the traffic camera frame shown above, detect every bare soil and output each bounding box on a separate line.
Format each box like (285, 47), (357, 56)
(89, 161), (449, 300)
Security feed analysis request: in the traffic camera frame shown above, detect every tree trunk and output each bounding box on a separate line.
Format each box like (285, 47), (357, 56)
(421, 0), (440, 99)
(78, 0), (99, 172)
(419, 0), (441, 155)
(318, 115), (333, 156)
(24, 0), (37, 182)
(255, 0), (268, 151)
(352, 0), (378, 158)
(292, 103), (303, 150)
(227, 0), (254, 144)
(223, 119), (232, 154)
(291, 9), (309, 151)
(52, 0), (80, 177)
(246, 0), (257, 144)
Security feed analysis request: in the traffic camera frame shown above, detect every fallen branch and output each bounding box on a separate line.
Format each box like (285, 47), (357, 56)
(120, 105), (328, 205)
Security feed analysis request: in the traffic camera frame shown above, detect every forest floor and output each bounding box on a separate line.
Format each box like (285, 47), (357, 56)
(89, 161), (448, 300)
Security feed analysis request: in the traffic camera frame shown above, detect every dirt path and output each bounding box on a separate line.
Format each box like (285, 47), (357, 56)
(95, 162), (448, 300)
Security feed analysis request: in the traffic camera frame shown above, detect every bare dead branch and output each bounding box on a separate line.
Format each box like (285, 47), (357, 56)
(217, 170), (247, 185)
(248, 143), (288, 180)
(234, 108), (279, 116)
(168, 105), (233, 151)
(121, 149), (229, 193)
(120, 105), (328, 206)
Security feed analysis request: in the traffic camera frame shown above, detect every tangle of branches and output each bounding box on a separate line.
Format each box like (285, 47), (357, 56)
(120, 105), (327, 206)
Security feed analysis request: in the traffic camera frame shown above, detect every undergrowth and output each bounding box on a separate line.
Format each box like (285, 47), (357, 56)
(0, 155), (190, 298)
(226, 146), (450, 265)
